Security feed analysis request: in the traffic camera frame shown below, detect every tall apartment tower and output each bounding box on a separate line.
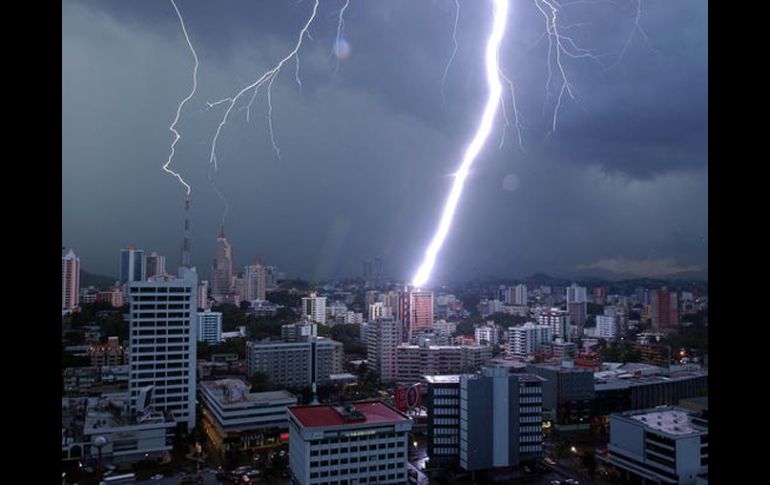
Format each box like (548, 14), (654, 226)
(367, 317), (402, 382)
(651, 287), (679, 329)
(243, 259), (267, 301)
(301, 293), (327, 325)
(566, 283), (588, 330)
(409, 289), (434, 338)
(503, 285), (528, 305)
(146, 252), (167, 278)
(537, 308), (570, 342)
(210, 228), (233, 302)
(62, 248), (81, 311)
(459, 367), (545, 471)
(128, 267), (198, 431)
(509, 323), (552, 357)
(120, 245), (146, 284)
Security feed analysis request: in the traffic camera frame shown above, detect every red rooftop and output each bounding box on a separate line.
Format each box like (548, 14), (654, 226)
(289, 400), (410, 428)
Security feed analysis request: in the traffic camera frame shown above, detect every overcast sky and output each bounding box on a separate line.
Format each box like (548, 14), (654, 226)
(62, 0), (707, 283)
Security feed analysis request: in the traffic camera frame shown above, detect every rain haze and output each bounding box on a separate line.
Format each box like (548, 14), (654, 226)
(62, 0), (707, 283)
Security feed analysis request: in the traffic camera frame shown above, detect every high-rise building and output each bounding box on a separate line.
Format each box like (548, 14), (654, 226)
(527, 362), (595, 429)
(367, 317), (402, 382)
(120, 245), (146, 284)
(198, 280), (210, 310)
(128, 267), (198, 431)
(62, 248), (80, 312)
(243, 259), (267, 301)
(509, 323), (552, 357)
(566, 283), (588, 330)
(537, 308), (570, 341)
(651, 287), (679, 329)
(288, 401), (413, 485)
(264, 265), (280, 290)
(281, 321), (318, 342)
(146, 252), (167, 278)
(368, 301), (387, 321)
(425, 374), (469, 467)
(596, 314), (619, 340)
(459, 367), (545, 471)
(197, 310), (223, 344)
(474, 323), (499, 346)
(246, 337), (342, 389)
(409, 290), (434, 336)
(502, 285), (528, 306)
(301, 293), (327, 325)
(210, 228), (233, 302)
(394, 343), (492, 382)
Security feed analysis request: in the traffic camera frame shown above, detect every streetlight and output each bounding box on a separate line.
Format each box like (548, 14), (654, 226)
(93, 435), (108, 481)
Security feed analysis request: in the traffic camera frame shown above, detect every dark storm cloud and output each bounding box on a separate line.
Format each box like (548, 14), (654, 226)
(62, 0), (707, 281)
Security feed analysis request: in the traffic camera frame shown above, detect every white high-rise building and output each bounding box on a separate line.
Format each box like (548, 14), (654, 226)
(197, 310), (223, 344)
(120, 245), (146, 284)
(243, 260), (267, 301)
(474, 323), (499, 346)
(62, 248), (80, 312)
(537, 308), (570, 341)
(367, 317), (402, 382)
(596, 314), (618, 340)
(128, 267), (198, 431)
(302, 293), (327, 325)
(146, 252), (167, 278)
(503, 285), (528, 306)
(368, 301), (389, 321)
(509, 323), (552, 357)
(198, 280), (210, 310)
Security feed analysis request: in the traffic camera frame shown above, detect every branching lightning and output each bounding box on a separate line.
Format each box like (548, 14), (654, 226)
(208, 0), (320, 167)
(332, 0), (351, 73)
(440, 0), (461, 108)
(411, 0), (509, 288)
(163, 0), (198, 195)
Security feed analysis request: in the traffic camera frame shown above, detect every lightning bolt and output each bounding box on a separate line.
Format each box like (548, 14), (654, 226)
(412, 0), (509, 288)
(440, 0), (460, 108)
(332, 0), (351, 73)
(208, 0), (319, 168)
(162, 0), (198, 196)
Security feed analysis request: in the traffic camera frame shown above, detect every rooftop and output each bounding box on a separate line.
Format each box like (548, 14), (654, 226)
(289, 400), (410, 428)
(199, 379), (296, 404)
(623, 407), (707, 436)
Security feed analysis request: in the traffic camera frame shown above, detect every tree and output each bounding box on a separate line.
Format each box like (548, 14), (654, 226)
(580, 451), (597, 474)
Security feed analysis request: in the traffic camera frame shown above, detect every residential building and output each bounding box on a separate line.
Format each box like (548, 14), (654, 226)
(502, 285), (528, 306)
(508, 323), (552, 357)
(128, 267), (198, 431)
(287, 400), (413, 485)
(96, 286), (124, 307)
(62, 248), (81, 312)
(566, 284), (588, 330)
(89, 337), (126, 367)
(210, 228), (233, 302)
(537, 308), (570, 341)
(601, 407), (708, 484)
(474, 323), (498, 346)
(651, 288), (679, 329)
(198, 310), (223, 344)
(459, 367), (545, 471)
(243, 260), (267, 301)
(146, 252), (166, 278)
(302, 294), (327, 325)
(281, 321), (318, 342)
(597, 314), (619, 340)
(199, 379), (297, 457)
(246, 337), (342, 389)
(367, 317), (402, 382)
(478, 298), (504, 317)
(394, 343), (492, 383)
(409, 290), (434, 336)
(198, 280), (210, 310)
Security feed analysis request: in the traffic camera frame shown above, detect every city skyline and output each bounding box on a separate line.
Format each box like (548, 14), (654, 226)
(63, 1), (707, 282)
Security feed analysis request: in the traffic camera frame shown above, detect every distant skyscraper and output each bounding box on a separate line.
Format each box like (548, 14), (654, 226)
(243, 259), (266, 301)
(128, 267), (197, 431)
(146, 252), (167, 278)
(409, 290), (434, 337)
(367, 317), (402, 382)
(302, 293), (327, 325)
(651, 288), (679, 329)
(503, 285), (528, 305)
(120, 245), (146, 284)
(566, 283), (588, 330)
(210, 228), (233, 301)
(62, 248), (80, 311)
(197, 310), (223, 344)
(198, 280), (209, 310)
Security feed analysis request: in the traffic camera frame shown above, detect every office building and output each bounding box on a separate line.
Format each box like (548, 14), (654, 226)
(508, 323), (552, 357)
(425, 374), (470, 467)
(210, 228), (233, 301)
(198, 310), (223, 344)
(128, 267), (198, 431)
(394, 343), (492, 382)
(146, 251), (167, 278)
(243, 259), (267, 301)
(62, 248), (81, 312)
(287, 400), (413, 485)
(120, 245), (146, 284)
(302, 293), (327, 325)
(537, 308), (570, 341)
(367, 317), (402, 382)
(651, 288), (679, 329)
(602, 407), (708, 484)
(527, 362), (595, 429)
(459, 367), (545, 471)
(199, 379), (297, 457)
(246, 337), (342, 389)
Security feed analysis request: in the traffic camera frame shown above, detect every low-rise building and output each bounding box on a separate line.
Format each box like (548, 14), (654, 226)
(601, 407), (708, 484)
(287, 400), (413, 485)
(199, 379), (297, 458)
(395, 343), (493, 383)
(89, 336), (126, 367)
